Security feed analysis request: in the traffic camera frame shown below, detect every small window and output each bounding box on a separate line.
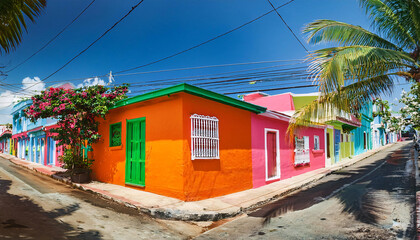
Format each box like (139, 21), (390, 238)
(314, 135), (320, 150)
(294, 136), (310, 166)
(190, 114), (219, 160)
(110, 122), (122, 147)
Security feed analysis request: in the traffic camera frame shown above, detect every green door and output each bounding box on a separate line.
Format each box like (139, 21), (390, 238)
(126, 118), (145, 186)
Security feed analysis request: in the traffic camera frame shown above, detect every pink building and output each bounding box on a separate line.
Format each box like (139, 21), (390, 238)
(245, 93), (326, 188)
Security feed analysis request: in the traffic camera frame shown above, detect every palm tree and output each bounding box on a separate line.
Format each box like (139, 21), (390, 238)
(289, 0), (420, 134)
(0, 0), (46, 55)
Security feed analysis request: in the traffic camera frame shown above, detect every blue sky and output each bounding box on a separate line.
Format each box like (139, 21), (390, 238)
(0, 0), (411, 123)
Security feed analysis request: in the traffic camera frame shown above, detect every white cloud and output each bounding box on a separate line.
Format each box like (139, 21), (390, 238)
(0, 76), (46, 116)
(0, 106), (13, 124)
(77, 76), (113, 88)
(0, 90), (20, 109)
(21, 76), (45, 94)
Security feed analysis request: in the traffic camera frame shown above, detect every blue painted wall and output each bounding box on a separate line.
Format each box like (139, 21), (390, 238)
(334, 129), (341, 163)
(351, 102), (373, 155)
(11, 100), (56, 165)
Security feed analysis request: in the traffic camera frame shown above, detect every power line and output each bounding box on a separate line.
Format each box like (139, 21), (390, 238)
(130, 82), (315, 95)
(6, 0), (97, 73)
(206, 80), (312, 91)
(112, 59), (304, 77)
(125, 65), (308, 86)
(126, 73), (312, 91)
(14, 0), (145, 95)
(223, 84), (316, 94)
(265, 0), (308, 53)
(38, 0), (145, 84)
(126, 69), (313, 93)
(0, 60), (304, 92)
(113, 0), (297, 74)
(196, 74), (311, 87)
(8, 0), (297, 94)
(1, 60), (304, 87)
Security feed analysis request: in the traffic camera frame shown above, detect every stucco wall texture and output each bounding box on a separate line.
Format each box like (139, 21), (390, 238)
(90, 92), (253, 201)
(251, 114), (326, 188)
(244, 93), (294, 112)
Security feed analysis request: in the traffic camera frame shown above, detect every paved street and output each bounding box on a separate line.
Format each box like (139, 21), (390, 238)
(0, 142), (416, 240)
(197, 141), (416, 239)
(0, 156), (202, 240)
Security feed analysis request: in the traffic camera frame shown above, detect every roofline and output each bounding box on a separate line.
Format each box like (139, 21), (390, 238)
(0, 130), (12, 138)
(244, 92), (270, 96)
(11, 100), (32, 115)
(291, 92), (320, 97)
(259, 110), (291, 122)
(112, 83), (267, 113)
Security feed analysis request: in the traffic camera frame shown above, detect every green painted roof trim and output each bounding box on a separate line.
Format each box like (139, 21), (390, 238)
(111, 83), (267, 113)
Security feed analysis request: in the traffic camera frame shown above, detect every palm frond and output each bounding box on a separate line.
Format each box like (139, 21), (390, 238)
(304, 20), (400, 51)
(288, 74), (395, 138)
(308, 45), (417, 93)
(407, 0), (420, 49)
(359, 0), (418, 49)
(0, 0), (46, 54)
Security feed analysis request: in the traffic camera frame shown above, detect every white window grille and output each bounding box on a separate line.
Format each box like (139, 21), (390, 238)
(314, 135), (320, 150)
(294, 136), (310, 166)
(190, 114), (219, 160)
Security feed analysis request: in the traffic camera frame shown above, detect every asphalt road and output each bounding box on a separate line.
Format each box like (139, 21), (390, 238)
(0, 156), (202, 239)
(197, 141), (416, 240)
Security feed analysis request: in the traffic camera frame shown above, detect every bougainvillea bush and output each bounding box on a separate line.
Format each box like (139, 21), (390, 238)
(25, 84), (129, 170)
(399, 83), (420, 130)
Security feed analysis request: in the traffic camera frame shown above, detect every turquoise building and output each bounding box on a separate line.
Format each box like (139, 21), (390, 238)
(351, 102), (373, 155)
(11, 100), (63, 166)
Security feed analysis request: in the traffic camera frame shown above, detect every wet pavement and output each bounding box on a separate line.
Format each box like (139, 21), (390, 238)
(0, 156), (203, 239)
(197, 141), (416, 239)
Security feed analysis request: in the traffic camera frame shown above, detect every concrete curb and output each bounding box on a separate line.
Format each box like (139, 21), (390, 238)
(0, 143), (396, 221)
(417, 192), (420, 239)
(414, 146), (420, 240)
(1, 154), (64, 178)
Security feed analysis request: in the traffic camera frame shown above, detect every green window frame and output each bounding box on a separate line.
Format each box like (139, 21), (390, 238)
(110, 122), (122, 147)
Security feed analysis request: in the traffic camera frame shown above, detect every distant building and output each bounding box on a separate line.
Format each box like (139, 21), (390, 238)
(0, 125), (12, 154)
(10, 83), (74, 166)
(372, 104), (386, 149)
(351, 102), (373, 155)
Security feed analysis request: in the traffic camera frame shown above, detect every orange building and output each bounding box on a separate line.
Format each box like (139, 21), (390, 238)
(90, 84), (266, 201)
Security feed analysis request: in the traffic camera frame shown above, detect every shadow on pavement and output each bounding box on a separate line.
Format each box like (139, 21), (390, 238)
(0, 178), (103, 239)
(248, 143), (415, 229)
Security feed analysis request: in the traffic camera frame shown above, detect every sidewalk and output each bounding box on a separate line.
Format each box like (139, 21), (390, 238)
(413, 145), (420, 239)
(0, 143), (396, 221)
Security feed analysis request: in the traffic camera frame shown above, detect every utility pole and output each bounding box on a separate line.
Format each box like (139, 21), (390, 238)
(108, 71), (114, 85)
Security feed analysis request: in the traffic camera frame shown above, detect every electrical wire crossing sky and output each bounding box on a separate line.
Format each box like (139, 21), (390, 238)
(0, 0), (411, 123)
